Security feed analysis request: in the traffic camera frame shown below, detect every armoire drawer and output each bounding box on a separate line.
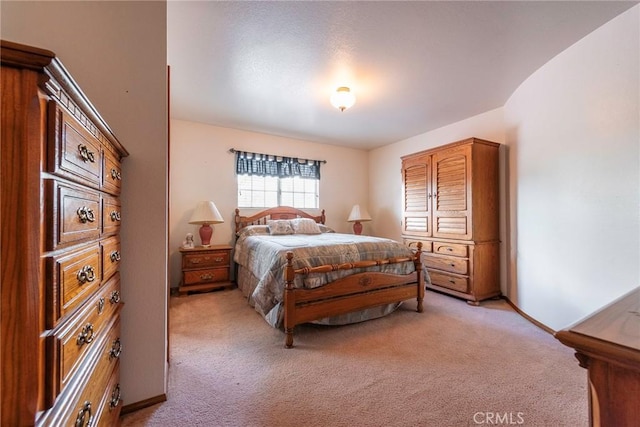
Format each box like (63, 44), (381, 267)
(402, 238), (432, 253)
(101, 236), (121, 282)
(48, 243), (102, 326)
(102, 195), (121, 236)
(48, 102), (103, 189)
(102, 149), (122, 195)
(423, 254), (468, 275)
(47, 180), (101, 249)
(429, 270), (469, 293)
(432, 241), (468, 257)
(49, 277), (121, 398)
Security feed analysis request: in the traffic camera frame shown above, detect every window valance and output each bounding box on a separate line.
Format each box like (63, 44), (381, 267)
(232, 149), (323, 179)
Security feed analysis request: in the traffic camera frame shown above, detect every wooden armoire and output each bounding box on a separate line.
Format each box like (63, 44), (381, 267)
(1, 41), (128, 425)
(402, 137), (500, 304)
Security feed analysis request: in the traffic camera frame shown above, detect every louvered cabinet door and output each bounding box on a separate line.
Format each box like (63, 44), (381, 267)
(431, 144), (472, 240)
(402, 154), (431, 237)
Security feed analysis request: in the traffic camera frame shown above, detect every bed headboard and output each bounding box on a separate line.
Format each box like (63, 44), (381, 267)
(235, 207), (326, 233)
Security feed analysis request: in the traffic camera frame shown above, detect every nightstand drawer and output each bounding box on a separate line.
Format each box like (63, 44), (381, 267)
(183, 251), (229, 269)
(183, 267), (229, 285)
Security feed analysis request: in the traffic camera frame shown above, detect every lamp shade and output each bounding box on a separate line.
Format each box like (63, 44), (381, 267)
(188, 201), (224, 225)
(347, 205), (372, 222)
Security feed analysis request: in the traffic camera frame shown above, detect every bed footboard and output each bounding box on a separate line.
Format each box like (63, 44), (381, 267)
(284, 242), (423, 348)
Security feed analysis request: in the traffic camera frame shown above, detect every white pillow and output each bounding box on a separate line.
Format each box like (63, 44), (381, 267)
(290, 218), (322, 234)
(267, 219), (295, 235)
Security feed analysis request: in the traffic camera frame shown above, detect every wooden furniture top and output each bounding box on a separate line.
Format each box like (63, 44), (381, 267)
(555, 287), (640, 370)
(179, 245), (232, 253)
(400, 136), (499, 160)
(235, 206), (326, 233)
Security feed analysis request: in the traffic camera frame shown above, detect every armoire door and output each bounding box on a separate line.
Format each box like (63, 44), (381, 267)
(402, 153), (431, 237)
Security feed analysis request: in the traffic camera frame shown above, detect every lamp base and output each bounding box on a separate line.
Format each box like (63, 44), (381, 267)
(199, 223), (213, 246)
(353, 221), (363, 235)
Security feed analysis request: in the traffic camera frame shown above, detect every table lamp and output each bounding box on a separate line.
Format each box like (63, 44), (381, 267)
(188, 201), (224, 246)
(347, 204), (372, 235)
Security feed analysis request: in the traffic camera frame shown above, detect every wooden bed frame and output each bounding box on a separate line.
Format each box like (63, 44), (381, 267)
(234, 207), (424, 348)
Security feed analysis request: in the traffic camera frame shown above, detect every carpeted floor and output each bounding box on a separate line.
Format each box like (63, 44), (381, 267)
(121, 289), (588, 427)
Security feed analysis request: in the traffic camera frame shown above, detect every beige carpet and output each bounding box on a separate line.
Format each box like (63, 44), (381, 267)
(121, 289), (587, 427)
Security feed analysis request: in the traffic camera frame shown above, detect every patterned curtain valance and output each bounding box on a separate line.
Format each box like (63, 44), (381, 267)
(233, 149), (323, 179)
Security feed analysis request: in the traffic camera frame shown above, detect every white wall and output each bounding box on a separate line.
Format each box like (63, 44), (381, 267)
(503, 6), (639, 330)
(1, 1), (168, 406)
(170, 120), (370, 287)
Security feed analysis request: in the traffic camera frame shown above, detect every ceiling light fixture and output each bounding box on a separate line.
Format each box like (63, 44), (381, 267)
(330, 86), (356, 112)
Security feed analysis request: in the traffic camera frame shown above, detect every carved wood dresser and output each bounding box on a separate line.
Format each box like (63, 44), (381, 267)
(1, 40), (128, 425)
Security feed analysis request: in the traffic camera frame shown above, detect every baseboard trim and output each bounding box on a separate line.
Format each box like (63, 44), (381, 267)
(121, 394), (167, 415)
(501, 296), (556, 335)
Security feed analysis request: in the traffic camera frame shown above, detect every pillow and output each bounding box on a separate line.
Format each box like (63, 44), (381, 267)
(290, 218), (322, 235)
(236, 225), (269, 238)
(318, 224), (335, 233)
(267, 219), (295, 235)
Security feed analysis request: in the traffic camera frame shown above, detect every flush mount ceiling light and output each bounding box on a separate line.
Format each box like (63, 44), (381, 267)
(330, 86), (356, 112)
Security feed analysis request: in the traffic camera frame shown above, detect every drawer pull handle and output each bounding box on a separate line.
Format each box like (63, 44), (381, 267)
(110, 290), (121, 304)
(190, 258), (202, 264)
(77, 265), (96, 284)
(77, 206), (95, 223)
(446, 247), (453, 252)
(449, 279), (456, 284)
(78, 145), (95, 163)
(110, 250), (121, 262)
(110, 210), (121, 222)
(109, 384), (122, 410)
(77, 323), (95, 346)
(449, 263), (455, 267)
(110, 338), (122, 359)
(75, 401), (93, 427)
(200, 273), (214, 281)
(97, 297), (105, 314)
(110, 168), (122, 181)
(214, 257), (224, 263)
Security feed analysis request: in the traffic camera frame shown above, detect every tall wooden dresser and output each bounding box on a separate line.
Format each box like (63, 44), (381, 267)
(401, 138), (500, 304)
(1, 41), (128, 425)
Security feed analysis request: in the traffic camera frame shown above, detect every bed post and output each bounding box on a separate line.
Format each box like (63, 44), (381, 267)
(415, 242), (424, 313)
(284, 251), (295, 348)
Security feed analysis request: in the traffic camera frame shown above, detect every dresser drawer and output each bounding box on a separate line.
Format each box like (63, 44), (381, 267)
(432, 241), (468, 257)
(47, 180), (101, 249)
(184, 267), (229, 285)
(429, 270), (469, 293)
(95, 367), (122, 427)
(101, 236), (121, 282)
(423, 254), (468, 275)
(102, 150), (122, 195)
(48, 243), (101, 326)
(48, 102), (102, 188)
(50, 278), (121, 398)
(403, 238), (432, 253)
(182, 251), (229, 269)
(102, 195), (121, 236)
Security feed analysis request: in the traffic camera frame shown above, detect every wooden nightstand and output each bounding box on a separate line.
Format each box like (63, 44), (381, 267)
(178, 245), (233, 295)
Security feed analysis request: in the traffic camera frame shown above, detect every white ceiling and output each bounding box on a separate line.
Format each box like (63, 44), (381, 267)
(168, 1), (637, 150)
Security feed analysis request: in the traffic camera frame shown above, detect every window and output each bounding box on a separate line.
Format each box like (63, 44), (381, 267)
(234, 150), (322, 209)
(237, 175), (319, 208)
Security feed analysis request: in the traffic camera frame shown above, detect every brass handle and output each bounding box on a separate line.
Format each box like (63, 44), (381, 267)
(200, 273), (214, 281)
(77, 323), (95, 346)
(76, 206), (96, 223)
(110, 290), (121, 304)
(75, 401), (93, 427)
(78, 145), (95, 163)
(110, 250), (121, 262)
(110, 211), (121, 222)
(110, 338), (122, 360)
(214, 257), (224, 263)
(190, 258), (202, 264)
(110, 168), (122, 181)
(109, 384), (122, 410)
(97, 297), (105, 314)
(77, 265), (96, 284)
